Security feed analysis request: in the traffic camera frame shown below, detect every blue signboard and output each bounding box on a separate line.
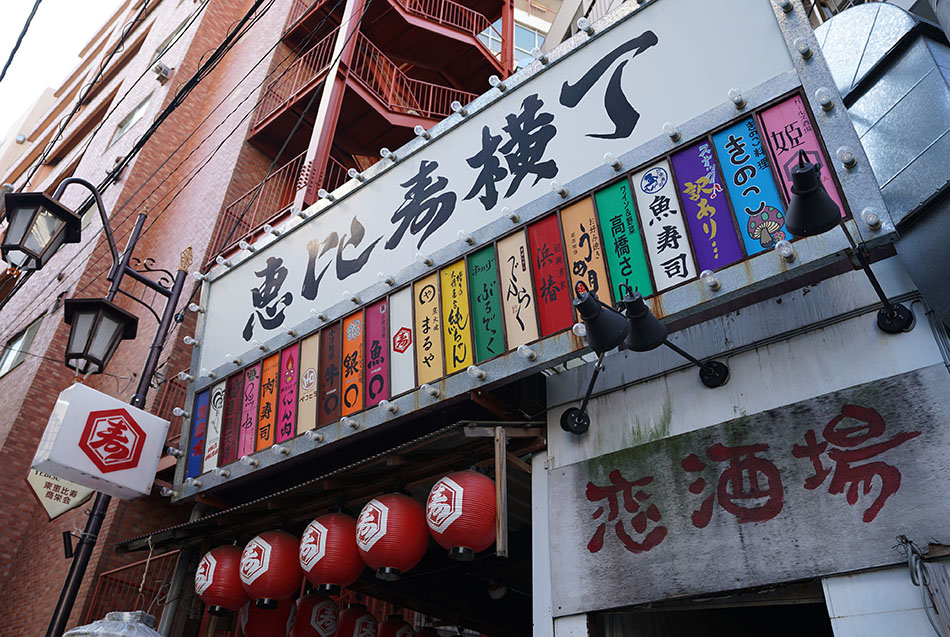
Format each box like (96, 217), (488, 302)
(711, 118), (788, 256)
(187, 389), (210, 478)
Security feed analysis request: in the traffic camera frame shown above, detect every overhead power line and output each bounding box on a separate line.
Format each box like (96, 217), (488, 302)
(0, 0), (43, 85)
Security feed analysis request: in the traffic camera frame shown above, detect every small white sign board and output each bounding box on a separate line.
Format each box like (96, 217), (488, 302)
(25, 469), (94, 520)
(32, 383), (169, 499)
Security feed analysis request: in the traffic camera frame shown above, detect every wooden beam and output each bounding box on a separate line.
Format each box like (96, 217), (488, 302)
(506, 451), (531, 474)
(464, 425), (544, 438)
(494, 426), (508, 558)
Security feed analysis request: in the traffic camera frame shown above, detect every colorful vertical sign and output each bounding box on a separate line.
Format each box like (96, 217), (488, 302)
(297, 333), (319, 434)
(561, 198), (612, 304)
(440, 260), (474, 374)
(187, 389), (209, 478)
(388, 288), (415, 396)
(341, 311), (364, 416)
(527, 215), (574, 337)
(712, 117), (788, 255)
(275, 343), (299, 442)
(671, 141), (745, 271)
(257, 353), (279, 450)
(594, 180), (653, 299)
(364, 300), (389, 407)
(758, 94), (845, 218)
(318, 323), (342, 427)
(468, 247), (504, 362)
(632, 160), (698, 291)
(239, 364), (261, 458)
(220, 373), (244, 466)
(496, 231), (539, 348)
(414, 274), (444, 385)
(203, 382), (226, 471)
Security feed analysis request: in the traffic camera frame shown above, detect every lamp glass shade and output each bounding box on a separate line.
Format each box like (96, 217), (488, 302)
(1, 192), (81, 271)
(63, 298), (138, 375)
(784, 152), (841, 237)
(573, 291), (629, 355)
(621, 293), (667, 352)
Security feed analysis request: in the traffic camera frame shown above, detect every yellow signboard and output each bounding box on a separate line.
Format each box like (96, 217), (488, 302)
(561, 197), (613, 305)
(414, 273), (444, 385)
(440, 260), (474, 374)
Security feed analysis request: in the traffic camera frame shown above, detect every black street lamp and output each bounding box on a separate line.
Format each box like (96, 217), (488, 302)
(785, 150), (914, 334)
(1, 189), (81, 271)
(30, 177), (191, 637)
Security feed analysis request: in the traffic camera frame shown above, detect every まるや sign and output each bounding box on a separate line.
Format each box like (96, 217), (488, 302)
(32, 383), (169, 499)
(78, 408), (146, 473)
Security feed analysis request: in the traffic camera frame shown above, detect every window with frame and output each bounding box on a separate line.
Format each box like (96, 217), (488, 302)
(109, 94), (152, 147)
(0, 317), (43, 377)
(151, 13), (196, 65)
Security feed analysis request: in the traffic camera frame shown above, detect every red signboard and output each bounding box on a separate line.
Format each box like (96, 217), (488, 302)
(220, 373), (244, 466)
(527, 214), (574, 337)
(318, 323), (342, 427)
(364, 300), (389, 408)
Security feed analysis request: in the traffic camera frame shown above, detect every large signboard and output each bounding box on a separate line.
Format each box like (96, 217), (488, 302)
(547, 365), (950, 616)
(197, 0), (794, 371)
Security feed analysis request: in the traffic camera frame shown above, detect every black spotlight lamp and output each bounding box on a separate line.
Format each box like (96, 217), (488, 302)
(784, 150), (913, 334)
(621, 292), (729, 388)
(559, 291), (630, 436)
(1, 191), (81, 272)
(63, 298), (139, 375)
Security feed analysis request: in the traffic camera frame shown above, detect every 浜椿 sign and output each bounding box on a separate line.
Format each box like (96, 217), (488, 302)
(197, 0), (793, 372)
(547, 365), (950, 616)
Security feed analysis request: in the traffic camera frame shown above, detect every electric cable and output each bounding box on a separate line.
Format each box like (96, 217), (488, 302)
(0, 0), (43, 85)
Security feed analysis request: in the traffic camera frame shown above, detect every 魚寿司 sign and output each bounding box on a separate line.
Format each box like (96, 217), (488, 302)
(32, 383), (169, 499)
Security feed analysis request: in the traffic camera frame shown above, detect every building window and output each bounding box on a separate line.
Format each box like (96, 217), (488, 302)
(479, 21), (547, 69)
(109, 94), (152, 147)
(151, 12), (198, 65)
(0, 317), (43, 377)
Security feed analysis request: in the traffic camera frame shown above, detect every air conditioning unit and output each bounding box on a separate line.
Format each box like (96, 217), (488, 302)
(152, 61), (172, 84)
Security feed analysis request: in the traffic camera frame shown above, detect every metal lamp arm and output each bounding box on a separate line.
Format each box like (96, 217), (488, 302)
(52, 176), (119, 266)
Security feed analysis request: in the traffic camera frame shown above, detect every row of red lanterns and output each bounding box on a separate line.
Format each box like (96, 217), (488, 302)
(238, 596), (425, 637)
(194, 471), (495, 623)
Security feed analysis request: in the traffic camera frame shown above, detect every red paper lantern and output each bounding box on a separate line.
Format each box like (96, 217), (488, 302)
(355, 494), (429, 580)
(378, 614), (415, 637)
(426, 471), (496, 560)
(240, 598), (296, 637)
(299, 513), (364, 594)
(291, 593), (338, 637)
(336, 603), (377, 637)
(240, 530), (303, 608)
(194, 545), (248, 615)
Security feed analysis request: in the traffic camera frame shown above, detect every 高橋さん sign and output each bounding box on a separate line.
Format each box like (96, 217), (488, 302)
(32, 383), (169, 499)
(196, 0), (794, 372)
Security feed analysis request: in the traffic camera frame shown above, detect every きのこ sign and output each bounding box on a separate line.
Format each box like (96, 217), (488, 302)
(196, 0), (794, 372)
(671, 141), (744, 271)
(594, 180), (653, 299)
(26, 469), (94, 520)
(548, 365), (949, 617)
(631, 160), (697, 291)
(297, 334), (320, 434)
(440, 260), (474, 375)
(32, 383), (169, 499)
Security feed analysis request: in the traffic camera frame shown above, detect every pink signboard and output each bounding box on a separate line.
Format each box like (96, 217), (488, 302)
(275, 343), (299, 443)
(364, 299), (389, 407)
(239, 364), (261, 458)
(758, 94), (845, 221)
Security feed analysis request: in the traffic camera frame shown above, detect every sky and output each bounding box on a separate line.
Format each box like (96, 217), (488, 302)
(0, 0), (126, 142)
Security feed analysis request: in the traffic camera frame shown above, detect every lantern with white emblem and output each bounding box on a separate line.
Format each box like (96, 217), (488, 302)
(194, 545), (248, 615)
(355, 493), (428, 580)
(336, 603), (377, 637)
(240, 598), (296, 637)
(240, 530), (302, 608)
(291, 593), (338, 637)
(299, 512), (364, 594)
(379, 613), (415, 637)
(426, 471), (496, 560)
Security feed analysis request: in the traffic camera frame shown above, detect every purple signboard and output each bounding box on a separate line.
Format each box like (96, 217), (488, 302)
(186, 390), (209, 479)
(275, 343), (299, 443)
(758, 94), (845, 220)
(239, 363), (261, 458)
(364, 299), (389, 407)
(671, 142), (744, 271)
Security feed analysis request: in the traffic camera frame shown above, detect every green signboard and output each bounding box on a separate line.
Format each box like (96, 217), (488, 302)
(468, 246), (504, 362)
(594, 181), (653, 299)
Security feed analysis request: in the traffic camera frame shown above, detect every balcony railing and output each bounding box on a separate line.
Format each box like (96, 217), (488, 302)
(253, 29), (338, 129)
(84, 551), (180, 625)
(209, 151), (306, 258)
(324, 156), (350, 193)
(395, 0), (498, 40)
(154, 378), (187, 447)
(350, 33), (477, 120)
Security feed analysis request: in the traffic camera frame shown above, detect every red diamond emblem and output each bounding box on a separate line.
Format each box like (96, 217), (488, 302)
(392, 327), (412, 354)
(78, 408), (146, 473)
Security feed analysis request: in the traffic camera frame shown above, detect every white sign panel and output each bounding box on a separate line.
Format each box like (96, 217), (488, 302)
(203, 381), (226, 473)
(25, 469), (94, 520)
(388, 287), (415, 396)
(198, 0), (793, 371)
(32, 383), (169, 499)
